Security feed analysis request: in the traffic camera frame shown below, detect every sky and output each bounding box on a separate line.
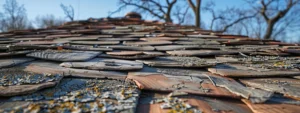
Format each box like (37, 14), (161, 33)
(0, 0), (248, 24)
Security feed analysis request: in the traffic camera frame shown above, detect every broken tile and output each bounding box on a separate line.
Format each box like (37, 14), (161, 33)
(25, 61), (127, 80)
(0, 67), (62, 96)
(137, 93), (252, 113)
(1, 78), (140, 113)
(205, 74), (273, 103)
(240, 78), (300, 100)
(127, 72), (238, 98)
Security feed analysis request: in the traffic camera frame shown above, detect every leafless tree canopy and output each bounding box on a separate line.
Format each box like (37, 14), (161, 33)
(60, 4), (75, 21)
(112, 0), (185, 23)
(203, 1), (257, 33)
(0, 0), (32, 32)
(173, 3), (190, 25)
(245, 0), (300, 39)
(35, 14), (65, 28)
(200, 0), (300, 41)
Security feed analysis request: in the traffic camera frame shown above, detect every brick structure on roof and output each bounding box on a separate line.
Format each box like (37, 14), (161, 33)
(125, 12), (142, 19)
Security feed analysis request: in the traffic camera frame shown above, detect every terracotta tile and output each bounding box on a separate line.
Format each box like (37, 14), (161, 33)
(206, 74), (273, 103)
(70, 29), (100, 34)
(15, 41), (69, 45)
(27, 50), (100, 61)
(60, 58), (143, 71)
(63, 45), (113, 52)
(70, 41), (120, 45)
(208, 64), (300, 78)
(140, 37), (179, 41)
(142, 51), (166, 56)
(0, 58), (34, 68)
(99, 54), (158, 60)
(242, 99), (300, 113)
(57, 36), (99, 41)
(0, 51), (31, 57)
(127, 72), (238, 98)
(166, 50), (238, 56)
(123, 41), (173, 46)
(13, 34), (47, 38)
(208, 67), (300, 78)
(154, 45), (201, 51)
(45, 34), (82, 39)
(14, 38), (52, 41)
(217, 35), (248, 39)
(0, 67), (62, 96)
(240, 78), (300, 100)
(98, 37), (139, 41)
(265, 42), (298, 46)
(224, 40), (264, 45)
(281, 49), (300, 55)
(187, 34), (220, 38)
(0, 40), (18, 44)
(106, 51), (144, 56)
(137, 57), (217, 68)
(25, 61), (127, 80)
(100, 45), (155, 51)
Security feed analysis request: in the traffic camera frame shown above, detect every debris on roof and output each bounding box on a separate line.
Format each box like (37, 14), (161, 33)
(1, 12), (300, 113)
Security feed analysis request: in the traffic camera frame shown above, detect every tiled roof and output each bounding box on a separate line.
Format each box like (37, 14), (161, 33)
(0, 13), (300, 113)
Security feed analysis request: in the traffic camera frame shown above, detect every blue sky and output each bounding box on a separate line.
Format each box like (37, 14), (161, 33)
(0, 0), (247, 23)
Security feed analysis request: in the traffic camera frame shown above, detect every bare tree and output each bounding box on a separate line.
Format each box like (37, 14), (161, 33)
(0, 0), (31, 32)
(246, 0), (300, 39)
(203, 1), (257, 33)
(187, 0), (201, 27)
(35, 14), (66, 28)
(60, 4), (75, 21)
(112, 0), (177, 22)
(173, 3), (190, 25)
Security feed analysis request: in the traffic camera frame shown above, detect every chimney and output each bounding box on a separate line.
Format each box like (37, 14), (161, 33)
(125, 12), (142, 19)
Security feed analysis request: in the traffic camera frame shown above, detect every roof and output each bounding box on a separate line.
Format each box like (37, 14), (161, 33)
(0, 13), (300, 113)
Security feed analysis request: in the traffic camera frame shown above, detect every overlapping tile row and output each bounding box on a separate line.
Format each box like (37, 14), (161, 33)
(0, 13), (300, 113)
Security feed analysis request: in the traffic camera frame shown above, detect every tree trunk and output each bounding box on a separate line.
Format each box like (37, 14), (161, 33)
(165, 16), (172, 23)
(187, 0), (201, 28)
(195, 10), (200, 27)
(263, 21), (275, 39)
(165, 11), (172, 22)
(195, 0), (201, 27)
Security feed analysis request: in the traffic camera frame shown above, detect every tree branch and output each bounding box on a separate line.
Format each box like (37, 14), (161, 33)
(122, 1), (165, 19)
(222, 13), (257, 32)
(187, 0), (196, 12)
(260, 0), (270, 21)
